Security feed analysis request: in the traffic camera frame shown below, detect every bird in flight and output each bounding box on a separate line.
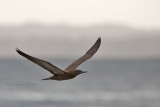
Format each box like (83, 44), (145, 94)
(16, 37), (101, 81)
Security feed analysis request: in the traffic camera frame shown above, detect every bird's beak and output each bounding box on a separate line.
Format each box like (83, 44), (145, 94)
(79, 71), (88, 74)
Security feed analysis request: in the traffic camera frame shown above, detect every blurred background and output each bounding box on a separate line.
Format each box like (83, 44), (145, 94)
(0, 0), (160, 107)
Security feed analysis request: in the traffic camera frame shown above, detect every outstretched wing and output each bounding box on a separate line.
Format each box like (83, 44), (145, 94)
(16, 48), (64, 74)
(65, 37), (101, 72)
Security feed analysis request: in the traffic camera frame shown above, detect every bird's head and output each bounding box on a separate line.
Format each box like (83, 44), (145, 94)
(76, 70), (88, 75)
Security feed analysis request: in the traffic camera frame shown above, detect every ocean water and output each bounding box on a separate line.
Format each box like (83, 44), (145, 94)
(0, 58), (160, 107)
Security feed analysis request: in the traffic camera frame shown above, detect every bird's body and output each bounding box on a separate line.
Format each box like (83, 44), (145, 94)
(43, 70), (80, 80)
(16, 37), (101, 81)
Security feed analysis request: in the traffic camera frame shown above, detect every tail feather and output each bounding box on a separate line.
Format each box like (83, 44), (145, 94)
(42, 76), (55, 80)
(42, 77), (51, 80)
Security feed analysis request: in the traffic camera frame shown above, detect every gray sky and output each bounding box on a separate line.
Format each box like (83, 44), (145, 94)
(0, 0), (160, 29)
(0, 0), (160, 58)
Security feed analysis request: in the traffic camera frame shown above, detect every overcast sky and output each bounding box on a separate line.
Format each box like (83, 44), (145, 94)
(0, 0), (160, 29)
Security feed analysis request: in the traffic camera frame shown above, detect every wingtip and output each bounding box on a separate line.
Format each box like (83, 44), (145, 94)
(15, 47), (20, 52)
(98, 37), (101, 42)
(97, 37), (101, 44)
(16, 48), (22, 55)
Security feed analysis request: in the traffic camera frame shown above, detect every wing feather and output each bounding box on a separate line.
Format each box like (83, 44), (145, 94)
(65, 37), (101, 71)
(16, 48), (64, 74)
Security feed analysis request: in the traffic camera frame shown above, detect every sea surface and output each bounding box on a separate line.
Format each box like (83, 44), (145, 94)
(0, 58), (160, 107)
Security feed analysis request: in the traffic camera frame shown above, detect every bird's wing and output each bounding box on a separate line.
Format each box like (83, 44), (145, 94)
(16, 48), (64, 74)
(65, 37), (101, 72)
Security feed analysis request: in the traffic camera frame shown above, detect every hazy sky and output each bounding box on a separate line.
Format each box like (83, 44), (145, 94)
(0, 0), (160, 29)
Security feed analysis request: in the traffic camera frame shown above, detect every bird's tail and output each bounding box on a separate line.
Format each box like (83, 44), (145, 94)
(42, 77), (51, 80)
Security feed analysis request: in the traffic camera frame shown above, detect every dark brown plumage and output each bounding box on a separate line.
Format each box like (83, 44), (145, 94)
(16, 37), (101, 81)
